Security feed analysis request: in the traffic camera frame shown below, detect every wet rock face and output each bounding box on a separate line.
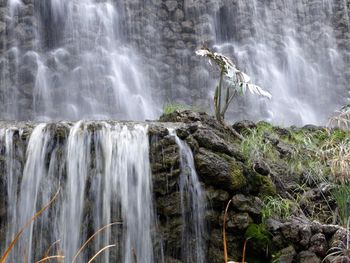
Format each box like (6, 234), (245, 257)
(157, 111), (350, 262)
(2, 0), (350, 120)
(0, 112), (349, 262)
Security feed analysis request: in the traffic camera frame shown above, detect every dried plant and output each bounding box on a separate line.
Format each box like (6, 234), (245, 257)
(36, 222), (121, 263)
(321, 139), (350, 183)
(41, 239), (61, 259)
(0, 188), (60, 263)
(36, 255), (65, 263)
(323, 218), (350, 262)
(241, 239), (249, 263)
(0, 185), (122, 263)
(327, 111), (350, 129)
(223, 199), (232, 263)
(71, 222), (122, 263)
(87, 245), (116, 263)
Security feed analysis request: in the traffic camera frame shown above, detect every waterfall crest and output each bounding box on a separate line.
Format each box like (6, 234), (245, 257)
(1, 122), (155, 262)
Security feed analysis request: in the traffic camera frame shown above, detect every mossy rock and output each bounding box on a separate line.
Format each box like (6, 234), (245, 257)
(195, 148), (247, 191)
(230, 160), (247, 190)
(245, 223), (271, 246)
(251, 174), (277, 198)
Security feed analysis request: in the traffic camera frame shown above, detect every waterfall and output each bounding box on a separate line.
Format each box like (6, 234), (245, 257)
(0, 0), (158, 121)
(0, 127), (24, 260)
(168, 129), (207, 263)
(1, 0), (349, 124)
(212, 0), (347, 125)
(1, 122), (155, 262)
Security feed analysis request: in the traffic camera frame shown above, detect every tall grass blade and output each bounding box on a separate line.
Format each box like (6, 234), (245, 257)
(35, 255), (65, 263)
(223, 199), (232, 263)
(0, 188), (60, 263)
(71, 222), (121, 263)
(87, 245), (116, 263)
(242, 239), (248, 263)
(42, 239), (61, 259)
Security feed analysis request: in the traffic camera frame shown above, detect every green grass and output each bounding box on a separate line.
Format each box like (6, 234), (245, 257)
(241, 128), (278, 167)
(332, 183), (350, 227)
(162, 103), (202, 115)
(261, 195), (295, 222)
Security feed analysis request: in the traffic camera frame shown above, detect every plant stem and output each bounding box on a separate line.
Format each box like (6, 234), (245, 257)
(216, 68), (224, 122)
(223, 199), (232, 263)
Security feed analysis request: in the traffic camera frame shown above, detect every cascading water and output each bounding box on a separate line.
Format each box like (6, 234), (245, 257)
(0, 127), (24, 258)
(1, 122), (156, 262)
(1, 0), (349, 125)
(0, 0), (158, 121)
(212, 0), (348, 125)
(2, 0), (350, 261)
(169, 129), (207, 263)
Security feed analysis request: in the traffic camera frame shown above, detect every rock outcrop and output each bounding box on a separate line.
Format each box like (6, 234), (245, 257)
(0, 111), (349, 262)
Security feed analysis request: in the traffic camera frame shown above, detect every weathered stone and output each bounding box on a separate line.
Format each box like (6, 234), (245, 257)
(253, 160), (270, 176)
(156, 192), (182, 216)
(205, 186), (230, 208)
(192, 128), (234, 156)
(309, 233), (328, 257)
(281, 220), (302, 243)
(266, 218), (283, 232)
(181, 20), (194, 33)
(274, 245), (296, 263)
(231, 194), (263, 215)
(297, 251), (321, 263)
(227, 212), (252, 230)
(195, 148), (246, 191)
(232, 120), (257, 134)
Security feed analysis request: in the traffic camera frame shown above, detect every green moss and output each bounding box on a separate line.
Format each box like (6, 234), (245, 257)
(230, 160), (247, 190)
(245, 223), (271, 247)
(251, 174), (277, 198)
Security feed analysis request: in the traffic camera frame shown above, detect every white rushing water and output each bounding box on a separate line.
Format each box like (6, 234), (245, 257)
(1, 0), (349, 125)
(168, 129), (207, 263)
(212, 0), (347, 125)
(1, 0), (157, 121)
(0, 127), (24, 261)
(1, 122), (155, 262)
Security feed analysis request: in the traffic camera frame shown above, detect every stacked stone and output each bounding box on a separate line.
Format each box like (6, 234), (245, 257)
(332, 0), (350, 82)
(117, 0), (221, 108)
(0, 0), (7, 115)
(117, 0), (350, 117)
(0, 0), (37, 120)
(267, 217), (347, 263)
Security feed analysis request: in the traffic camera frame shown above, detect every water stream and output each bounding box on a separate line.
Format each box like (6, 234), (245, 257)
(0, 0), (349, 262)
(212, 0), (347, 125)
(168, 129), (207, 263)
(1, 0), (157, 121)
(1, 122), (155, 262)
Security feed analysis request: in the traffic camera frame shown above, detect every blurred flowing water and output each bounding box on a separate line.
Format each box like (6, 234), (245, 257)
(1, 0), (349, 124)
(213, 0), (348, 125)
(0, 123), (156, 262)
(1, 0), (157, 121)
(169, 129), (207, 263)
(0, 0), (349, 262)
